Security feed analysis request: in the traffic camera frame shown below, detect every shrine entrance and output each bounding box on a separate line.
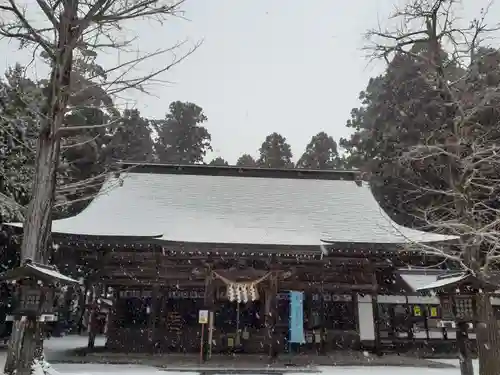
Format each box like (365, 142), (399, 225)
(212, 269), (271, 353)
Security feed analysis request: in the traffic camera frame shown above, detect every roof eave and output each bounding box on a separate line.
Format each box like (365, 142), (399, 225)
(321, 235), (458, 247)
(3, 223), (163, 243)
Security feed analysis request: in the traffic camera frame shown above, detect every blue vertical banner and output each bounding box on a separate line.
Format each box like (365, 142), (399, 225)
(289, 291), (305, 344)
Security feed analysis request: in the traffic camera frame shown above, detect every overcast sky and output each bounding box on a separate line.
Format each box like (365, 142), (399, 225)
(1, 0), (497, 163)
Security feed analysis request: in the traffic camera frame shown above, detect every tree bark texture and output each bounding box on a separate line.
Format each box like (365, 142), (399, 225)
(17, 320), (42, 375)
(3, 0), (78, 373)
(457, 321), (474, 375)
(476, 293), (500, 375)
(3, 319), (25, 375)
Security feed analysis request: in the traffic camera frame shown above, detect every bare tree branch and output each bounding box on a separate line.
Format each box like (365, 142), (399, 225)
(0, 0), (200, 371)
(365, 3), (500, 368)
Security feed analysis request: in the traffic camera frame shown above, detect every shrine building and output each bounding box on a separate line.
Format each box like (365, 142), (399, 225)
(10, 163), (490, 354)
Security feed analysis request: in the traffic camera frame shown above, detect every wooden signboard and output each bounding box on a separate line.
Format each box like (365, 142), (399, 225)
(454, 296), (474, 321)
(440, 295), (454, 320)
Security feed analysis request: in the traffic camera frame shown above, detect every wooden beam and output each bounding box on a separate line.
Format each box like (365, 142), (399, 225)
(279, 282), (374, 292)
(86, 260), (383, 272)
(103, 278), (206, 287)
(100, 266), (375, 284)
(85, 250), (387, 261)
(103, 273), (198, 281)
(100, 265), (199, 273)
(81, 249), (378, 262)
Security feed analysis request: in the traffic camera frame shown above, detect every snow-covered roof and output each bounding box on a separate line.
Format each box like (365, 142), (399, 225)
(8, 166), (456, 246)
(416, 273), (469, 291)
(0, 262), (81, 285)
(400, 273), (441, 291)
(29, 263), (81, 284)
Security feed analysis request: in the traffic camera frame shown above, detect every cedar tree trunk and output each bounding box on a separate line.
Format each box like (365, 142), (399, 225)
(476, 292), (500, 375)
(3, 0), (78, 373)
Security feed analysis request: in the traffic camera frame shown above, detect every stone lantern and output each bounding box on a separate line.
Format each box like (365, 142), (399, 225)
(0, 260), (81, 322)
(417, 272), (490, 375)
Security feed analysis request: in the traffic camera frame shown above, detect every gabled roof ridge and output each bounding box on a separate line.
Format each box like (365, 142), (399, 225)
(117, 161), (360, 181)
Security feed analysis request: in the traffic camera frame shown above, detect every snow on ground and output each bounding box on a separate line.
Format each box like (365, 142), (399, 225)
(44, 335), (106, 357)
(317, 364), (473, 374)
(50, 364), (472, 375)
(53, 364), (198, 375)
(0, 336), (474, 374)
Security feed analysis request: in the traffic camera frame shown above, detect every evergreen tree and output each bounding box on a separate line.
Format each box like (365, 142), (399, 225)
(236, 154), (257, 167)
(106, 109), (155, 162)
(154, 101), (212, 164)
(0, 65), (43, 224)
(296, 131), (341, 169)
(340, 43), (463, 226)
(257, 132), (293, 168)
(209, 157), (229, 166)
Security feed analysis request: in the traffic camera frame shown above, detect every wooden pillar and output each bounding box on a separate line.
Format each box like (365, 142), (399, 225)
(204, 268), (215, 310)
(352, 291), (360, 350)
(320, 272), (327, 354)
(154, 247), (167, 352)
(148, 285), (160, 352)
(88, 282), (105, 350)
(371, 264), (381, 356)
(87, 248), (108, 349)
(87, 286), (97, 349)
(265, 271), (278, 358)
(103, 290), (117, 348)
(77, 281), (89, 335)
(203, 267), (215, 361)
(159, 290), (167, 351)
